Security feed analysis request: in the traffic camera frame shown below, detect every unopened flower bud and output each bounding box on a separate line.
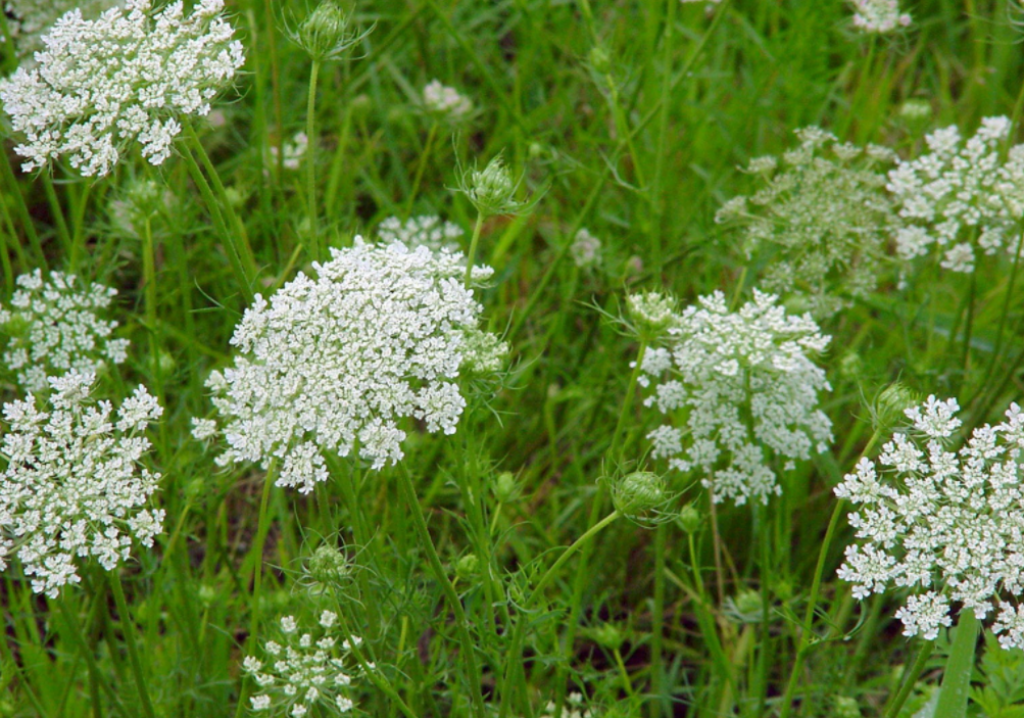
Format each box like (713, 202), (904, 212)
(306, 544), (351, 586)
(295, 1), (362, 62)
(492, 471), (519, 503)
(458, 154), (527, 217)
(626, 291), (678, 339)
(678, 503), (702, 534)
(455, 554), (479, 581)
(589, 45), (611, 75)
(613, 471), (667, 520)
(837, 351), (864, 381)
(589, 622), (625, 651)
(873, 381), (920, 429)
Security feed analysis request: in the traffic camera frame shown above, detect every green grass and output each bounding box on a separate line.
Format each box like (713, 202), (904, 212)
(4, 0), (1024, 716)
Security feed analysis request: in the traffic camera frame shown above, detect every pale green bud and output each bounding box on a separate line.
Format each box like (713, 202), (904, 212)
(837, 351), (865, 381)
(626, 291), (678, 340)
(678, 503), (702, 534)
(457, 154), (527, 217)
(589, 45), (611, 75)
(613, 471), (667, 520)
(492, 471), (519, 503)
(723, 589), (764, 624)
(307, 544), (352, 586)
(198, 584), (217, 606)
(834, 696), (862, 718)
(588, 622), (625, 651)
(293, 1), (368, 62)
(455, 554), (480, 581)
(873, 381), (920, 429)
(899, 99), (931, 123)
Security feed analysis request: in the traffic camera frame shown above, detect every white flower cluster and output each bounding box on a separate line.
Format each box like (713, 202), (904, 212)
(570, 228), (602, 270)
(0, 270), (129, 394)
(270, 131), (309, 171)
(640, 290), (833, 506)
(421, 79), (473, 122)
(243, 611), (363, 717)
(539, 693), (593, 718)
(3, 0), (121, 61)
(199, 237), (506, 492)
(0, 0), (245, 177)
(836, 397), (1024, 649)
(849, 0), (912, 33)
(0, 371), (164, 598)
(716, 126), (897, 318)
(888, 116), (1024, 273)
(377, 215), (463, 254)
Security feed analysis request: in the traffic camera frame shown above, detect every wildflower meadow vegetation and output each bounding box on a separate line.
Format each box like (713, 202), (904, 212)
(8, 0), (1024, 716)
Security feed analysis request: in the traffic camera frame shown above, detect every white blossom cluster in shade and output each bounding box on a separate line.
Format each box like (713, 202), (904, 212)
(539, 693), (593, 718)
(0, 0), (245, 177)
(570, 228), (602, 270)
(377, 215), (463, 254)
(243, 611), (364, 717)
(716, 126), (897, 318)
(849, 0), (912, 33)
(0, 371), (164, 598)
(3, 0), (121, 61)
(887, 116), (1024, 274)
(197, 237), (507, 492)
(835, 397), (1024, 649)
(0, 270), (129, 394)
(270, 131), (309, 171)
(639, 290), (833, 506)
(421, 79), (473, 122)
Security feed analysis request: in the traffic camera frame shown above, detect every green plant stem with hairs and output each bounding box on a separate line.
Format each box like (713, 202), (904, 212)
(463, 210), (485, 287)
(306, 58), (322, 261)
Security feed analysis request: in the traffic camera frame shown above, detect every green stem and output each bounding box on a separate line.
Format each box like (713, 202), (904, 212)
(883, 640), (936, 718)
(306, 59), (322, 262)
(0, 146), (45, 270)
(934, 609), (980, 718)
(406, 123), (438, 219)
(109, 572), (156, 718)
(609, 341), (648, 464)
(397, 464), (486, 718)
(464, 210), (485, 287)
(499, 510), (621, 718)
(41, 173), (73, 264)
(56, 595), (108, 718)
(650, 522), (667, 718)
(179, 137), (255, 304)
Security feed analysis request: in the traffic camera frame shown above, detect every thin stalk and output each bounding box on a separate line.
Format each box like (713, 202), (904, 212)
(306, 59), (322, 261)
(179, 138), (255, 303)
(499, 510), (622, 718)
(397, 464), (486, 718)
(650, 522), (667, 718)
(41, 173), (73, 263)
(777, 498), (847, 718)
(0, 146), (45, 269)
(464, 210), (486, 287)
(976, 227), (1024, 398)
(882, 640), (935, 718)
(56, 595), (107, 718)
(934, 609), (980, 718)
(183, 119), (259, 282)
(141, 217), (162, 399)
(707, 492), (726, 605)
(109, 572), (156, 718)
(649, 0), (678, 269)
(406, 123), (438, 218)
(70, 182), (93, 271)
(609, 341), (648, 464)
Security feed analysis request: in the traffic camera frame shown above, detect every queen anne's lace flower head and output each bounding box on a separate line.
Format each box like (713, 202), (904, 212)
(243, 611), (365, 716)
(3, 0), (122, 61)
(848, 0), (912, 33)
(716, 126), (897, 318)
(887, 116), (1024, 273)
(0, 270), (129, 394)
(0, 371), (164, 598)
(377, 215), (463, 254)
(270, 132), (309, 171)
(0, 0), (245, 177)
(421, 79), (473, 123)
(199, 237), (507, 492)
(836, 397), (1024, 649)
(640, 290), (832, 506)
(539, 692), (593, 718)
(570, 228), (602, 270)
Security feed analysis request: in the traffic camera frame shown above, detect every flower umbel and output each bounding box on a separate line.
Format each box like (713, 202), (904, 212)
(640, 290), (832, 505)
(887, 116), (1024, 273)
(3, 0), (121, 62)
(0, 0), (245, 176)
(0, 270), (130, 394)
(836, 397), (1024, 649)
(200, 237), (507, 492)
(377, 215), (464, 254)
(0, 371), (164, 598)
(457, 154), (527, 217)
(848, 0), (912, 33)
(243, 611), (364, 716)
(421, 79), (473, 123)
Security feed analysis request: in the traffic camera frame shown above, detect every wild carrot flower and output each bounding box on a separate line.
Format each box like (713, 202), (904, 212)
(848, 0), (912, 33)
(199, 238), (507, 493)
(0, 371), (164, 598)
(422, 79), (473, 123)
(887, 116), (1024, 273)
(3, 0), (121, 61)
(243, 611), (365, 716)
(836, 397), (1024, 649)
(716, 126), (897, 318)
(539, 693), (593, 718)
(0, 0), (245, 177)
(377, 215), (463, 254)
(639, 290), (832, 505)
(0, 270), (129, 394)
(570, 228), (602, 270)
(270, 132), (309, 171)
